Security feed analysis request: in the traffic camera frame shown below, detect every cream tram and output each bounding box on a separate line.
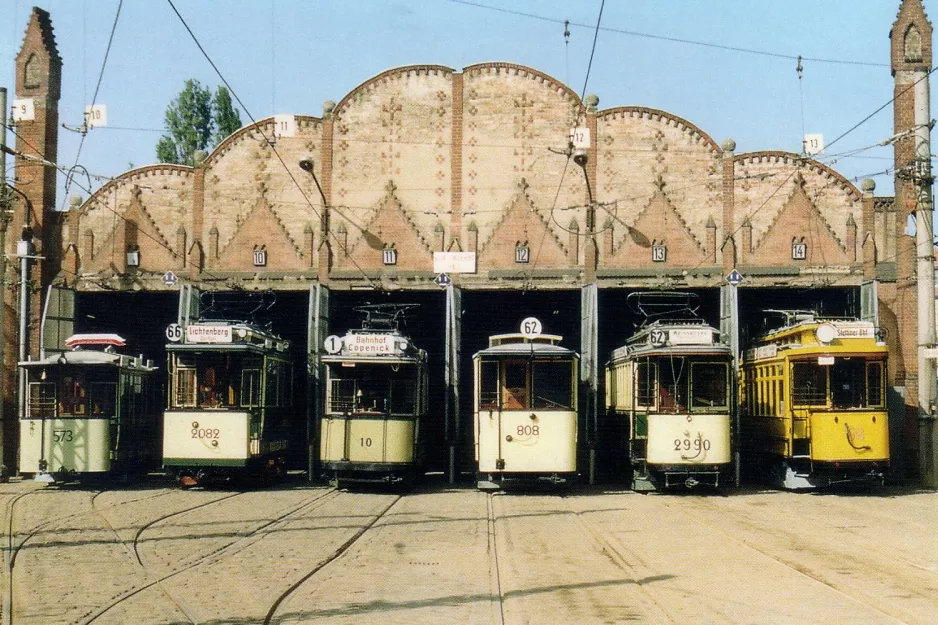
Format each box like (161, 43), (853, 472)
(19, 334), (159, 481)
(162, 321), (293, 486)
(473, 321), (579, 489)
(740, 311), (889, 488)
(320, 305), (428, 486)
(606, 318), (734, 490)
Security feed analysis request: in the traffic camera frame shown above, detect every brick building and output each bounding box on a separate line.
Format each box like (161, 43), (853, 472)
(3, 2), (935, 481)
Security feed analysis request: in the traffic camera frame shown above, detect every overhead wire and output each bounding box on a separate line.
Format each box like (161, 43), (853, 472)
(165, 0), (381, 289)
(446, 0), (888, 68)
(60, 0), (123, 211)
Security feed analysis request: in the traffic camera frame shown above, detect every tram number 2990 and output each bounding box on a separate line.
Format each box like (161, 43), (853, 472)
(674, 437), (710, 452)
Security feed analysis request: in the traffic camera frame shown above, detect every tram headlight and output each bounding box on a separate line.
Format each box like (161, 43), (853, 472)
(815, 324), (836, 344)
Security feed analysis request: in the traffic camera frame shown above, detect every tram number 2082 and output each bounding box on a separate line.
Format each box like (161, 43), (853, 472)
(674, 437), (710, 452)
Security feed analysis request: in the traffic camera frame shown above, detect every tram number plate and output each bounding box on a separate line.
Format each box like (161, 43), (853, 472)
(52, 430), (73, 443)
(192, 428), (221, 439)
(516, 425), (540, 436)
(674, 437), (710, 451)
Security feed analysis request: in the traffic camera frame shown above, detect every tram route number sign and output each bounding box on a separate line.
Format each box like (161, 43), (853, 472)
(324, 335), (343, 354)
(165, 323), (183, 342)
(520, 317), (542, 338)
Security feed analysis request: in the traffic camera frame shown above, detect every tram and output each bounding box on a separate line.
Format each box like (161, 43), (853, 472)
(605, 294), (734, 489)
(473, 320), (579, 489)
(740, 311), (889, 488)
(19, 333), (160, 481)
(320, 304), (428, 486)
(162, 320), (293, 486)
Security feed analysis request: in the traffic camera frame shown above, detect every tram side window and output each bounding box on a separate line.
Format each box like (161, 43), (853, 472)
(479, 360), (499, 410)
(636, 362), (657, 407)
(389, 368), (417, 415)
(792, 362), (828, 406)
(867, 361), (884, 407)
(690, 362), (728, 409)
(532, 360), (573, 410)
(241, 369), (261, 407)
(28, 382), (56, 419)
(266, 361), (281, 408)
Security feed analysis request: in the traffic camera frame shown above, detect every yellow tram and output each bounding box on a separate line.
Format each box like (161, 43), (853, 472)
(740, 311), (889, 488)
(605, 319), (734, 490)
(19, 333), (160, 481)
(473, 328), (579, 489)
(320, 305), (428, 486)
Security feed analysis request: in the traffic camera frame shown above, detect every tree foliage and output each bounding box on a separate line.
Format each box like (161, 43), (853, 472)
(156, 79), (242, 165)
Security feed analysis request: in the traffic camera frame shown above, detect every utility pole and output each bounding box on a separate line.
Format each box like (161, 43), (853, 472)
(912, 68), (938, 488)
(0, 86), (9, 476)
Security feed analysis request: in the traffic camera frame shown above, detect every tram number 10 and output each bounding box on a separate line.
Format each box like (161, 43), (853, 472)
(360, 437), (373, 447)
(674, 437), (710, 452)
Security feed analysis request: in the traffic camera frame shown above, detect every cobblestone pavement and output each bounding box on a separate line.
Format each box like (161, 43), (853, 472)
(1, 476), (935, 625)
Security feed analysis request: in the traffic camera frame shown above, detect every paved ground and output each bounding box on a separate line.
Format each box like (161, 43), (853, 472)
(1, 476), (935, 625)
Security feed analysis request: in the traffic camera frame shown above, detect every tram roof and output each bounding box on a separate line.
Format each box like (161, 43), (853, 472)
(475, 334), (576, 358)
(19, 349), (157, 371)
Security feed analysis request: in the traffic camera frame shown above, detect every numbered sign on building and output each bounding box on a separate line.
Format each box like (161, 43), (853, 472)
(84, 104), (107, 128)
(274, 114), (296, 138)
(12, 98), (35, 122)
(569, 127), (590, 149)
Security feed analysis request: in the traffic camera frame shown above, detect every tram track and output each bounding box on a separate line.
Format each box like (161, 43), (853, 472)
(485, 493), (506, 625)
(262, 493), (402, 625)
(563, 498), (681, 624)
(666, 494), (928, 624)
(82, 488), (343, 625)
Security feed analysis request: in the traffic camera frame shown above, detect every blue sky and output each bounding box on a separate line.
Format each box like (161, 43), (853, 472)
(1, 1), (919, 207)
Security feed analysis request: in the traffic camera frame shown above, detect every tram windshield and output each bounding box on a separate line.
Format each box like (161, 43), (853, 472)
(792, 358), (885, 408)
(170, 353), (274, 409)
(636, 357), (729, 412)
(327, 363), (419, 416)
(27, 370), (118, 419)
(477, 358), (574, 411)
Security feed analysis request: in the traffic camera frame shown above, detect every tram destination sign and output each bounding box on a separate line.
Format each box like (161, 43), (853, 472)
(344, 333), (400, 355)
(667, 328), (714, 345)
(186, 325), (233, 344)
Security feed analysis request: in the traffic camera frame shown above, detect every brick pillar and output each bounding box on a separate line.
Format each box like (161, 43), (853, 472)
(721, 139), (736, 275)
(451, 72), (463, 246)
(706, 216), (717, 264)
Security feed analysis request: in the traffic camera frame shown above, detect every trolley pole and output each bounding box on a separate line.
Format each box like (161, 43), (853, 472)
(912, 68), (938, 489)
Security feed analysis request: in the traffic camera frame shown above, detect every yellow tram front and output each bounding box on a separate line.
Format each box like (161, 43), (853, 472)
(19, 334), (159, 480)
(740, 314), (889, 488)
(162, 322), (293, 486)
(473, 333), (579, 488)
(606, 322), (734, 490)
(320, 329), (428, 485)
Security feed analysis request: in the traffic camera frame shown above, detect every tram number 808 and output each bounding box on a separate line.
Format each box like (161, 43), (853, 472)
(674, 437), (710, 452)
(192, 428), (221, 439)
(516, 424), (540, 436)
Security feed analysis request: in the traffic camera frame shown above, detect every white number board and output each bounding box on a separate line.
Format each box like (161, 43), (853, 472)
(433, 251), (476, 274)
(274, 114), (296, 137)
(324, 334), (343, 354)
(12, 98), (34, 122)
(520, 317), (542, 338)
(803, 133), (824, 156)
(165, 323), (183, 342)
(84, 104), (107, 128)
(569, 127), (590, 149)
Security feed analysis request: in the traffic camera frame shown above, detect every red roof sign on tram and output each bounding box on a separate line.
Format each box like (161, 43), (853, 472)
(64, 333), (127, 348)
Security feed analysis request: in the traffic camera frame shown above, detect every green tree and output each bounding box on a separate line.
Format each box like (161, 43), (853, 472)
(156, 80), (242, 165)
(212, 86), (242, 146)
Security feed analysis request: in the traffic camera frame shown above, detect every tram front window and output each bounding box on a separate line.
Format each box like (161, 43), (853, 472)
(691, 362), (728, 409)
(171, 354), (248, 409)
(831, 358), (873, 409)
(532, 360), (573, 410)
(792, 361), (828, 406)
(658, 358), (688, 411)
(327, 364), (417, 416)
(479, 360), (498, 410)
